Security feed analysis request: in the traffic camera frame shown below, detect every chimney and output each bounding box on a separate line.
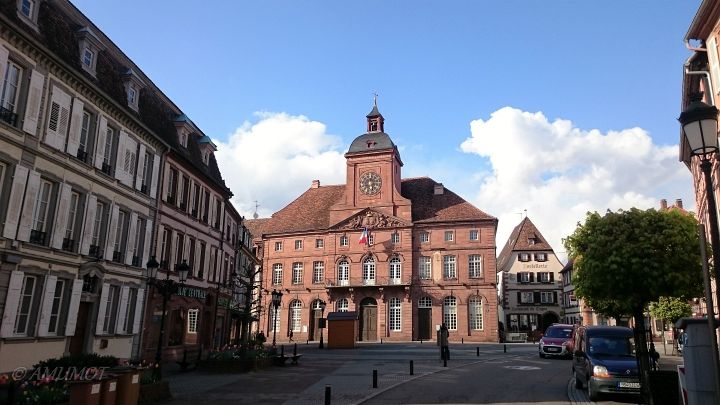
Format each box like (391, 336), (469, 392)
(434, 183), (444, 195)
(675, 199), (683, 209)
(660, 199), (667, 210)
(311, 180), (320, 189)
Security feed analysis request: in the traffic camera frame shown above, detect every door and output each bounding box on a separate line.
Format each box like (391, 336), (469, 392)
(310, 309), (321, 341)
(418, 308), (432, 340)
(69, 302), (91, 356)
(359, 297), (378, 341)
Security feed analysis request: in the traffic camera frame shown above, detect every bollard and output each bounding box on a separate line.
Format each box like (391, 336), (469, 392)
(324, 384), (331, 405)
(373, 369), (378, 388)
(307, 339), (309, 345)
(504, 344), (506, 353)
(461, 338), (464, 344)
(410, 360), (414, 375)
(293, 343), (298, 356)
(281, 345), (285, 356)
(420, 339), (423, 344)
(443, 359), (447, 367)
(476, 347), (479, 357)
(381, 339), (383, 344)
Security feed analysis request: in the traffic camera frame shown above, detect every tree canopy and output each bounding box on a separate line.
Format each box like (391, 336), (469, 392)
(648, 296), (692, 326)
(564, 208), (703, 318)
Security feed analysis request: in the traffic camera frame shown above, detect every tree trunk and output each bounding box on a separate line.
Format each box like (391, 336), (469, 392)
(633, 309), (653, 405)
(662, 320), (667, 356)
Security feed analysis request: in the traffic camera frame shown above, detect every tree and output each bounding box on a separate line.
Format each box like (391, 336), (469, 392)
(564, 208), (703, 404)
(648, 296), (692, 354)
(231, 262), (264, 345)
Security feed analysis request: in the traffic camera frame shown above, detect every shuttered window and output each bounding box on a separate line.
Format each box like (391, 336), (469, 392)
(1, 60), (21, 113)
(31, 179), (53, 237)
(47, 279), (66, 335)
(123, 288), (138, 334)
(102, 285), (120, 334)
(14, 274), (38, 335)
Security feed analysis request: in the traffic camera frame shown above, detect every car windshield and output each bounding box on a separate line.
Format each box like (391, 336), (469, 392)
(589, 336), (635, 356)
(545, 327), (573, 338)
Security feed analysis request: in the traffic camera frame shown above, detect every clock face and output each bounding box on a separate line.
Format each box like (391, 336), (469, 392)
(359, 172), (382, 195)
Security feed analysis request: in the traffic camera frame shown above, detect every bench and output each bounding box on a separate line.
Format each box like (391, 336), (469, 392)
(290, 354), (303, 365)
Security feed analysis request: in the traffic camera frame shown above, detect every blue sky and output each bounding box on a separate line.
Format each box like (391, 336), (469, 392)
(71, 0), (702, 256)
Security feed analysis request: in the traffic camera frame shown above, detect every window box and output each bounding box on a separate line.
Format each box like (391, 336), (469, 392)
(0, 105), (18, 126)
(29, 230), (46, 245)
(62, 238), (75, 252)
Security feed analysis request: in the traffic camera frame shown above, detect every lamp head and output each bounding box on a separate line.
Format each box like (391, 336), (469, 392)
(679, 92), (719, 156)
(177, 260), (190, 283)
(145, 256), (159, 280)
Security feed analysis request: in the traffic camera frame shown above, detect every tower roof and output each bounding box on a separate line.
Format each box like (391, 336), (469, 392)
(366, 104), (382, 117)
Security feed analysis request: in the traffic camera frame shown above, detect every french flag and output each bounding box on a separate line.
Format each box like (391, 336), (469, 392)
(358, 227), (369, 245)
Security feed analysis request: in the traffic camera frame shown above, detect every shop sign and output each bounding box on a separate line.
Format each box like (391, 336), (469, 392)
(521, 263), (548, 269)
(177, 286), (207, 300)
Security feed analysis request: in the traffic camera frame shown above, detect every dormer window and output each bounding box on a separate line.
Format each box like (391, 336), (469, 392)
(121, 69), (145, 112)
(179, 131), (187, 148)
(76, 28), (104, 77)
(127, 85), (137, 106)
(17, 0), (38, 28)
(82, 48), (94, 69)
(369, 121), (378, 132)
(202, 152), (209, 165)
(366, 140), (376, 149)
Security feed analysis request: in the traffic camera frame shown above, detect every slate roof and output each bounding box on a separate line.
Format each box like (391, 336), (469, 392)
(246, 177), (496, 237)
(347, 132), (396, 154)
(497, 217), (554, 271)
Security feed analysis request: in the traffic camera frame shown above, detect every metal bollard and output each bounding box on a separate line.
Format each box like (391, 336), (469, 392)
(281, 345), (285, 356)
(410, 360), (414, 375)
(307, 339), (309, 345)
(373, 369), (378, 388)
(461, 338), (464, 344)
(476, 347), (479, 357)
(443, 359), (447, 367)
(293, 343), (298, 356)
(504, 344), (507, 353)
(381, 339), (383, 344)
(325, 384), (331, 405)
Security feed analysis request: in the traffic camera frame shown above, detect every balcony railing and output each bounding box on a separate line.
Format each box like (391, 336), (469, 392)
(326, 276), (410, 288)
(0, 105), (18, 126)
(131, 256), (141, 267)
(29, 230), (46, 245)
(62, 238), (75, 252)
(101, 163), (113, 175)
(89, 245), (102, 258)
(112, 250), (123, 263)
(76, 148), (88, 163)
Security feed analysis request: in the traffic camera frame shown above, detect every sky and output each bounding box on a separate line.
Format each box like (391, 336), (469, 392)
(71, 0), (702, 260)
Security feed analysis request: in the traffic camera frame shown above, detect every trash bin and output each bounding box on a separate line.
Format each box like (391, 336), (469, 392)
(99, 375), (118, 405)
(113, 367), (140, 405)
(68, 380), (102, 405)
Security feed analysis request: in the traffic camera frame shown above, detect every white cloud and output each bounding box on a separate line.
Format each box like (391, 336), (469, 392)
(460, 107), (694, 261)
(215, 112), (346, 218)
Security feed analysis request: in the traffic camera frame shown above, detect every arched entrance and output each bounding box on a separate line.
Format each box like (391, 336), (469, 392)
(309, 299), (323, 341)
(359, 297), (378, 341)
(541, 311), (560, 332)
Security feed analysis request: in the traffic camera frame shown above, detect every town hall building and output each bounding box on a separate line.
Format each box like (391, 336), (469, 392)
(247, 104), (499, 343)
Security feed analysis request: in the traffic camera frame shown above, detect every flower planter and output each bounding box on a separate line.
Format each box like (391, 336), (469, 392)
(139, 380), (171, 404)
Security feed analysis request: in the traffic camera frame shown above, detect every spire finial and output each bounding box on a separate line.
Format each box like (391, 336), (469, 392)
(253, 200), (260, 219)
(373, 91), (378, 107)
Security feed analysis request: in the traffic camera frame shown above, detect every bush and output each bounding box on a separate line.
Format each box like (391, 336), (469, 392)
(33, 353), (119, 370)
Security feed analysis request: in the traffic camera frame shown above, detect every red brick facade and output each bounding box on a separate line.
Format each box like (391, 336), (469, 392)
(247, 107), (498, 343)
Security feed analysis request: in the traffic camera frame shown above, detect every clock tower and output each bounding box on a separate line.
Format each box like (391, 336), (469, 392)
(329, 102), (412, 225)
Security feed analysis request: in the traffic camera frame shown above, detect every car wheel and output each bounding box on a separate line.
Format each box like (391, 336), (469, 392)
(539, 352), (545, 358)
(574, 370), (583, 389)
(588, 384), (600, 401)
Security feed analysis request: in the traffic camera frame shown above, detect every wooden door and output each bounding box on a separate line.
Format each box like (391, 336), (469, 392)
(361, 305), (377, 341)
(69, 302), (90, 356)
(418, 308), (432, 340)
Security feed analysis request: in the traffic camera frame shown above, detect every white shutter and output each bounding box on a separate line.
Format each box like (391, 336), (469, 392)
(0, 46), (8, 91)
(132, 288), (145, 334)
(115, 131), (127, 183)
(16, 170), (40, 242)
(122, 135), (137, 188)
(142, 219), (153, 268)
(64, 279), (84, 336)
(94, 116), (107, 169)
(0, 271), (24, 337)
(37, 275), (58, 337)
(115, 286), (129, 334)
(163, 161), (171, 201)
(150, 154), (160, 199)
(183, 234), (190, 262)
(51, 183), (72, 249)
(209, 195), (215, 225)
(22, 70), (44, 135)
(194, 241), (202, 275)
(135, 144), (146, 191)
(169, 230), (178, 269)
(79, 194), (97, 255)
(2, 165), (29, 239)
(104, 204), (119, 261)
(125, 212), (138, 265)
(710, 37), (720, 95)
(95, 283), (109, 334)
(45, 86), (71, 151)
(66, 98), (84, 156)
(204, 245), (211, 280)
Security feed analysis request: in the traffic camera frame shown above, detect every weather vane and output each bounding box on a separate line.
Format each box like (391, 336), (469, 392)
(373, 91), (378, 107)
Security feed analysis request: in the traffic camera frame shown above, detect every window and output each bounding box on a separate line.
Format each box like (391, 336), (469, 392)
(272, 264), (283, 285)
(14, 274), (38, 335)
(528, 237), (536, 245)
(368, 234), (375, 245)
(197, 242), (206, 279)
(468, 255), (482, 278)
(90, 201), (106, 255)
(340, 235), (348, 247)
(127, 86), (137, 107)
(122, 288), (138, 334)
(269, 304), (280, 332)
(19, 0), (35, 19)
(419, 257), (432, 280)
(187, 308), (199, 333)
(175, 233), (184, 270)
(420, 232), (429, 243)
(337, 298), (349, 312)
(541, 292), (555, 304)
(442, 255), (456, 279)
(313, 261), (324, 284)
(113, 210), (127, 262)
(470, 230), (479, 241)
(102, 285), (120, 334)
(338, 260), (349, 286)
(538, 272), (551, 283)
(294, 239), (303, 250)
(535, 253), (547, 262)
(292, 262), (303, 284)
(180, 175), (190, 210)
(275, 241), (283, 252)
(469, 296), (483, 330)
(391, 232), (400, 244)
(102, 126), (115, 174)
(63, 191), (80, 252)
(389, 297), (401, 331)
(518, 253), (530, 262)
(389, 257), (401, 283)
(444, 231), (454, 242)
(418, 296), (432, 308)
(1, 60), (22, 120)
(315, 238), (324, 248)
(78, 111), (93, 156)
(82, 48), (94, 69)
(30, 179), (53, 245)
(167, 168), (178, 203)
(290, 300), (302, 332)
(443, 296), (457, 331)
(518, 272), (531, 283)
(131, 218), (144, 265)
(363, 257), (376, 285)
(520, 292), (534, 304)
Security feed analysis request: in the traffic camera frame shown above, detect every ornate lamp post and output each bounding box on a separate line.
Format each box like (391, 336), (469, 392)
(145, 257), (189, 381)
(318, 300), (327, 349)
(271, 289), (283, 347)
(679, 92), (720, 397)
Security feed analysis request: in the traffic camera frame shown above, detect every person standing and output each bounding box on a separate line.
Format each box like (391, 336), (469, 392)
(440, 324), (450, 361)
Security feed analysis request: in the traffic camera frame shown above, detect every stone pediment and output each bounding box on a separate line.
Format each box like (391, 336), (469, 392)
(334, 209), (409, 230)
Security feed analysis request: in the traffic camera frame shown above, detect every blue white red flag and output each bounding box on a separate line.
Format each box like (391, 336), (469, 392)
(358, 227), (368, 245)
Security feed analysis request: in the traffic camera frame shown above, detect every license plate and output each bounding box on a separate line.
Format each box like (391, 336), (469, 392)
(547, 347), (560, 352)
(618, 382), (640, 388)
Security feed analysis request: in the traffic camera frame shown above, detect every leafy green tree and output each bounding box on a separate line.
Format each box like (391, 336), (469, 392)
(648, 296), (692, 353)
(564, 208), (703, 404)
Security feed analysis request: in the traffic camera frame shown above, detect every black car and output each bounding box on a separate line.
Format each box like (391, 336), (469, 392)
(572, 326), (640, 401)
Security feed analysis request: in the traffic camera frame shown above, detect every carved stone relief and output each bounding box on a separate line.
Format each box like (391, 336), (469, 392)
(339, 210), (404, 230)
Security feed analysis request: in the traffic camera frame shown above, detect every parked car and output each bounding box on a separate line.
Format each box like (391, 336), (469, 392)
(572, 326), (640, 401)
(539, 324), (575, 358)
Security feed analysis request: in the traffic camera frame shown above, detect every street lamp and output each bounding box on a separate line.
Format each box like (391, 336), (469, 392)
(679, 92), (720, 397)
(145, 257), (189, 381)
(318, 300), (327, 349)
(271, 289), (283, 347)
